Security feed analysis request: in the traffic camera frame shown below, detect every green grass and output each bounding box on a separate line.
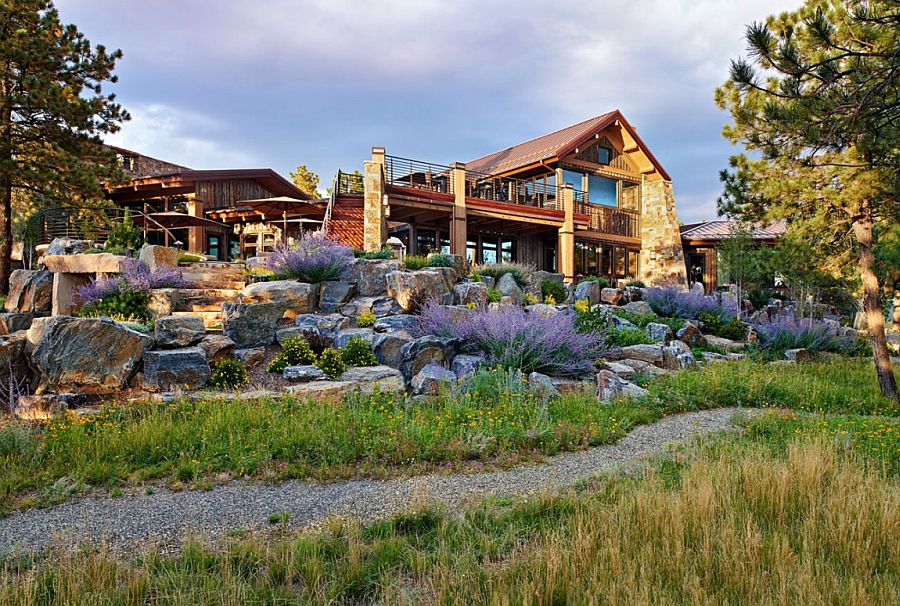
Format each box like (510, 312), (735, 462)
(2, 439), (896, 604)
(611, 308), (686, 331)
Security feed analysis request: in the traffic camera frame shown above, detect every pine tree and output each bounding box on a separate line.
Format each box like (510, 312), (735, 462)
(289, 164), (320, 197)
(716, 0), (899, 399)
(0, 0), (129, 292)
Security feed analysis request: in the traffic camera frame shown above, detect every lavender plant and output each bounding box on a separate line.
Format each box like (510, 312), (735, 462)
(75, 259), (186, 307)
(416, 301), (607, 377)
(263, 231), (354, 283)
(644, 287), (737, 321)
(754, 313), (859, 355)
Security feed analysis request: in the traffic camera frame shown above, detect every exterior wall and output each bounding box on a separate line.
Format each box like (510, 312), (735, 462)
(639, 180), (687, 286)
(194, 180), (279, 211)
(118, 150), (188, 179)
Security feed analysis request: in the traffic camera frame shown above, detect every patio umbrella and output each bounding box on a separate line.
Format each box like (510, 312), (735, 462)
(232, 196), (325, 242)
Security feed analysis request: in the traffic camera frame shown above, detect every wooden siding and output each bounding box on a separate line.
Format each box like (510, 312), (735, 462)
(195, 179), (281, 210)
(574, 136), (638, 174)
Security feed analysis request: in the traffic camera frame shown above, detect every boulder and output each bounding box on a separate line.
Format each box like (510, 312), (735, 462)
(373, 314), (418, 333)
(622, 300), (653, 316)
(386, 270), (452, 312)
(28, 317), (153, 395)
(0, 312), (35, 336)
(662, 341), (695, 370)
(4, 269), (52, 313)
(609, 313), (637, 329)
(704, 335), (744, 352)
(293, 313), (352, 338)
(646, 322), (674, 344)
(690, 282), (705, 295)
(617, 358), (669, 376)
(334, 328), (376, 349)
(399, 335), (456, 381)
(625, 286), (643, 302)
(676, 321), (707, 346)
(573, 280), (601, 305)
(149, 288), (180, 318)
(142, 347), (210, 391)
(138, 244), (177, 272)
(14, 393), (87, 421)
(199, 334), (235, 362)
(238, 280), (318, 318)
(341, 295), (402, 318)
(527, 371), (560, 401)
(0, 332), (34, 397)
(785, 348), (813, 362)
(480, 276), (496, 289)
(600, 288), (625, 305)
(42, 237), (92, 257)
(155, 315), (205, 348)
(596, 370), (649, 402)
(450, 354), (485, 378)
(222, 301), (287, 348)
(286, 365), (406, 398)
(283, 365), (325, 382)
(411, 362), (456, 396)
(453, 282), (488, 307)
(621, 343), (664, 365)
(372, 331), (414, 368)
(496, 273), (524, 305)
(318, 281), (357, 313)
(549, 377), (594, 395)
(422, 267), (459, 292)
(600, 361), (637, 381)
(349, 259), (402, 296)
(700, 351), (727, 363)
(234, 347), (266, 367)
(525, 304), (559, 318)
(528, 271), (565, 297)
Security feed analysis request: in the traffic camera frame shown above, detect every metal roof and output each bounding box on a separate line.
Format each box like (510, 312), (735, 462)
(680, 220), (787, 241)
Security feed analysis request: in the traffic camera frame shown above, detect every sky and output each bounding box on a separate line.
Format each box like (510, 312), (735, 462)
(55, 0), (801, 223)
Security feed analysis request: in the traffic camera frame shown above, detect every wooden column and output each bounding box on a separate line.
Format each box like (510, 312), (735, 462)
(450, 162), (467, 257)
(187, 196), (204, 254)
(558, 184), (575, 283)
(363, 146), (387, 252)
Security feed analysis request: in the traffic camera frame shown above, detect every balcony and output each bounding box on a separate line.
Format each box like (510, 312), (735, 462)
(576, 202), (640, 240)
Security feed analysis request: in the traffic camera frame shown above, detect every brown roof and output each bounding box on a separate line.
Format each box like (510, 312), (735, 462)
(464, 110), (671, 180)
(680, 220), (787, 241)
(107, 168), (312, 200)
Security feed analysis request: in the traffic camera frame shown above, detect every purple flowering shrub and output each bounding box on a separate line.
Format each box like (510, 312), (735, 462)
(263, 230), (354, 283)
(753, 313), (861, 355)
(644, 287), (737, 321)
(75, 259), (186, 306)
(416, 301), (607, 377)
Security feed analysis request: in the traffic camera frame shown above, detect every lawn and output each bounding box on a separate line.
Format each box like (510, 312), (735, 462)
(1, 360), (895, 513)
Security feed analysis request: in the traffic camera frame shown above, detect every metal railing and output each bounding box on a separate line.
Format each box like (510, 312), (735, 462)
(34, 206), (185, 247)
(335, 170), (364, 195)
(463, 169), (565, 210)
(384, 155), (453, 194)
(575, 202), (641, 239)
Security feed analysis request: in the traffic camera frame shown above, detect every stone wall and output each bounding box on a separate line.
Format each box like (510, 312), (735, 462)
(639, 180), (687, 287)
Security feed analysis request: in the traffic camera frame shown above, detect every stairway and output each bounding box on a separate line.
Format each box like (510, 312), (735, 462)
(170, 262), (246, 328)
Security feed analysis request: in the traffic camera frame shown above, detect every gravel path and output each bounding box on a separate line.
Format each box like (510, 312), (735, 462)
(0, 407), (748, 554)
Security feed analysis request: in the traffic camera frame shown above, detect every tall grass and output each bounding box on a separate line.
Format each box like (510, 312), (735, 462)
(2, 440), (896, 604)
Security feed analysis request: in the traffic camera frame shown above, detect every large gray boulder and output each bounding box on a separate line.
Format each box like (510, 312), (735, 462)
(596, 369), (649, 402)
(662, 340), (695, 370)
(386, 270), (451, 312)
(318, 281), (357, 313)
(142, 347), (210, 391)
(600, 361), (637, 381)
(621, 343), (664, 365)
(573, 280), (601, 305)
(525, 304), (559, 318)
(373, 314), (418, 333)
(238, 280), (318, 318)
(199, 334), (235, 362)
(28, 317), (153, 395)
(411, 362), (456, 396)
(340, 295), (402, 318)
(350, 259), (402, 296)
(138, 244), (177, 272)
(451, 354), (485, 378)
(496, 273), (524, 305)
(0, 332), (34, 397)
(372, 331), (414, 368)
(528, 371), (560, 401)
(283, 365), (325, 382)
(622, 300), (653, 316)
(155, 315), (205, 348)
(0, 312), (35, 336)
(293, 313), (352, 338)
(4, 269), (52, 313)
(222, 301), (287, 348)
(600, 288), (625, 305)
(334, 328), (376, 348)
(399, 335), (456, 381)
(42, 238), (92, 257)
(646, 322), (674, 344)
(453, 282), (488, 307)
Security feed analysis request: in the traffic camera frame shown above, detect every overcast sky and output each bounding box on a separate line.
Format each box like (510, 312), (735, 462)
(55, 0), (799, 222)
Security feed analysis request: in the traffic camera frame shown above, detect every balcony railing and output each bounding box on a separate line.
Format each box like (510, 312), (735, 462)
(463, 169), (568, 211)
(34, 206), (184, 247)
(384, 155), (453, 194)
(335, 170), (364, 195)
(576, 202), (641, 239)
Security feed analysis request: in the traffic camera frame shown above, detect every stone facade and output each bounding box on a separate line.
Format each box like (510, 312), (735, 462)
(639, 180), (687, 287)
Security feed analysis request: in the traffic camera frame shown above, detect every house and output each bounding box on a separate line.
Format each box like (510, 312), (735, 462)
(680, 219), (787, 293)
(329, 110), (687, 285)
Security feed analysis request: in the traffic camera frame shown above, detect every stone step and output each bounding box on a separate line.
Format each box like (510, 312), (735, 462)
(170, 310), (223, 328)
(179, 261), (246, 271)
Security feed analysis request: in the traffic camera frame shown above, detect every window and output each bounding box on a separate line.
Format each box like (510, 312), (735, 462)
(588, 175), (617, 207)
(621, 182), (640, 210)
(439, 232), (450, 254)
(587, 243), (598, 275)
(562, 169), (584, 191)
(627, 250), (640, 279)
(229, 237), (241, 261)
(481, 239), (498, 264)
(416, 229), (435, 255)
(466, 240), (477, 265)
(597, 146), (611, 165)
(207, 235), (221, 260)
(615, 247), (626, 276)
(501, 238), (516, 262)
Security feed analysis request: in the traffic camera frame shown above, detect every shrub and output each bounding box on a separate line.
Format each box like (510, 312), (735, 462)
(611, 309), (686, 331)
(607, 326), (653, 347)
(579, 276), (610, 288)
(486, 287), (502, 303)
(263, 230), (354, 283)
(340, 337), (378, 367)
(753, 314), (857, 355)
(353, 247), (392, 260)
(356, 311), (377, 328)
(574, 305), (608, 334)
(747, 289), (771, 310)
(698, 311), (748, 341)
(475, 263), (532, 288)
(210, 359), (249, 390)
(0, 424), (37, 459)
(77, 290), (152, 323)
(416, 301), (607, 377)
(316, 347), (346, 378)
(524, 292), (539, 305)
(574, 299), (590, 314)
(644, 287), (736, 320)
(299, 330), (332, 357)
(403, 255), (428, 271)
(625, 280), (645, 288)
(425, 254), (453, 267)
(105, 208), (143, 253)
(541, 280), (567, 304)
(267, 337), (317, 374)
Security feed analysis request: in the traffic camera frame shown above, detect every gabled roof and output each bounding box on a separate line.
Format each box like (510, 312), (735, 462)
(465, 110), (671, 180)
(680, 220), (787, 242)
(107, 168), (313, 200)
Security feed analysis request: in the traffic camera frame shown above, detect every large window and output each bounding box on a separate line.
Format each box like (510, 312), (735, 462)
(481, 239), (498, 264)
(562, 169), (584, 191)
(596, 146), (611, 165)
(588, 174), (617, 207)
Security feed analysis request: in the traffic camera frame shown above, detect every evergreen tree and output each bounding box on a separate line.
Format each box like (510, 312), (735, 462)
(0, 0), (128, 293)
(290, 164), (320, 197)
(716, 0), (899, 399)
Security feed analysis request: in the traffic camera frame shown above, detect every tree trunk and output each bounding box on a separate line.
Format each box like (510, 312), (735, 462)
(0, 90), (10, 296)
(893, 287), (900, 332)
(851, 205), (897, 400)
